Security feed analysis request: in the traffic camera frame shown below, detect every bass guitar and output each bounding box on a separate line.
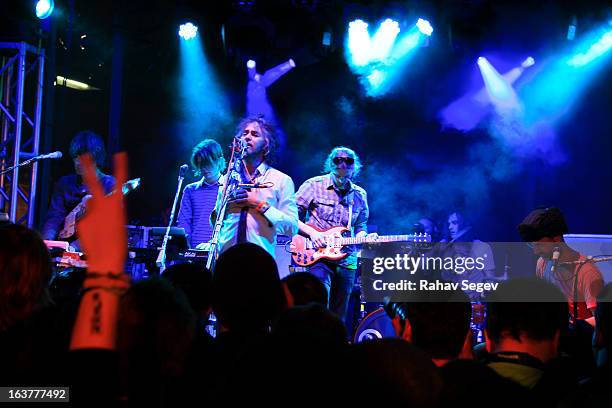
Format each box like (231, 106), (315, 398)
(290, 226), (430, 267)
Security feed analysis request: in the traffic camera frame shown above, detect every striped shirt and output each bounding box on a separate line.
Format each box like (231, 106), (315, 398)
(177, 178), (220, 248)
(295, 174), (369, 269)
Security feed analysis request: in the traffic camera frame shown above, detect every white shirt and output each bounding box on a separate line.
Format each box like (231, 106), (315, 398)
(215, 162), (298, 258)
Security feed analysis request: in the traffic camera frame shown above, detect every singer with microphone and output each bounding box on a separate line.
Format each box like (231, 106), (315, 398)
(211, 116), (298, 259)
(518, 207), (604, 327)
(41, 131), (115, 243)
(176, 139), (225, 249)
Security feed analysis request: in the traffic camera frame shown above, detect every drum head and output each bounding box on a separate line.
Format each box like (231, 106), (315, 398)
(353, 308), (396, 343)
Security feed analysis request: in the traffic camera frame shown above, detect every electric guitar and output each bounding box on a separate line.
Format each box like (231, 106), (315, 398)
(290, 226), (430, 267)
(58, 178), (141, 240)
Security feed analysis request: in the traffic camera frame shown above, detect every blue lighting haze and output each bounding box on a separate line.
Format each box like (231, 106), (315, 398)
(177, 36), (230, 148)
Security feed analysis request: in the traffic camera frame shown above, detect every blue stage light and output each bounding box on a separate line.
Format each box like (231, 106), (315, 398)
(567, 16), (577, 41)
(521, 57), (535, 68)
(477, 57), (516, 105)
(322, 31), (332, 47)
(416, 18), (433, 37)
(35, 0), (54, 19)
(371, 19), (400, 62)
(179, 23), (199, 41)
(567, 29), (612, 67)
(520, 25), (612, 129)
(177, 23), (230, 150)
(367, 69), (385, 89)
(345, 17), (432, 97)
(347, 19), (371, 67)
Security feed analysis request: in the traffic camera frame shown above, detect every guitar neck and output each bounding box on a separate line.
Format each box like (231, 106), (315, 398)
(69, 202), (87, 220)
(337, 235), (415, 245)
(69, 179), (139, 223)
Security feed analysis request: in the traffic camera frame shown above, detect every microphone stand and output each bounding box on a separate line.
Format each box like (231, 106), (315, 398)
(206, 139), (247, 271)
(0, 156), (39, 175)
(157, 164), (188, 274)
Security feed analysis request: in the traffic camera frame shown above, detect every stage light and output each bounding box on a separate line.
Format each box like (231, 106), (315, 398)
(347, 19), (371, 67)
(521, 57), (535, 68)
(35, 0), (54, 19)
(390, 30), (421, 60)
(567, 16), (577, 41)
(178, 23), (198, 41)
(345, 17), (432, 97)
(370, 19), (400, 62)
(54, 76), (95, 91)
(504, 57), (535, 84)
(520, 24), (612, 129)
(416, 18), (433, 37)
(477, 57), (517, 106)
(246, 59), (295, 151)
(440, 55), (534, 132)
(177, 21), (230, 150)
(322, 31), (332, 46)
(367, 69), (385, 88)
(567, 29), (612, 67)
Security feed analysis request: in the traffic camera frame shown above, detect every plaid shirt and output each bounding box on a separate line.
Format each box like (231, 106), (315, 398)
(295, 174), (369, 269)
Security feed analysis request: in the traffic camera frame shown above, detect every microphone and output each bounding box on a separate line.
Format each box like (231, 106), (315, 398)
(179, 164), (189, 178)
(232, 137), (248, 151)
(238, 182), (274, 189)
(551, 246), (561, 273)
(35, 151), (63, 160)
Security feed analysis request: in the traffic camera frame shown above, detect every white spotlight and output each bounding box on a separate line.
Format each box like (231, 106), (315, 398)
(416, 18), (433, 37)
(179, 23), (198, 41)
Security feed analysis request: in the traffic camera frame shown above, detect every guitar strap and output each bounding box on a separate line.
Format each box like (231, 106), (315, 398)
(346, 192), (354, 237)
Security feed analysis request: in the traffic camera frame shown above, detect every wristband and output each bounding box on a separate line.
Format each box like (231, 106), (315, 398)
(82, 286), (128, 296)
(83, 272), (130, 291)
(85, 272), (129, 281)
(256, 200), (270, 214)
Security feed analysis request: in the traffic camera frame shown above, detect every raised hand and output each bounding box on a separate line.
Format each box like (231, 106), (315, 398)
(77, 153), (128, 274)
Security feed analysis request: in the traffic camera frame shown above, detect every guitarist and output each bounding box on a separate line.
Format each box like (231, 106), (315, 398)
(41, 131), (115, 248)
(295, 146), (376, 326)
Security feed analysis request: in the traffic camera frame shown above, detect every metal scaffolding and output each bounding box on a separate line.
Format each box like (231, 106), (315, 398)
(0, 42), (45, 227)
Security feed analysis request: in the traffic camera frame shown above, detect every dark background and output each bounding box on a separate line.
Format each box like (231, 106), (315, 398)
(1, 0), (610, 240)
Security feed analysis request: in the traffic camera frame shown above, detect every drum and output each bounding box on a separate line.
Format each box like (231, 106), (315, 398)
(353, 308), (396, 343)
